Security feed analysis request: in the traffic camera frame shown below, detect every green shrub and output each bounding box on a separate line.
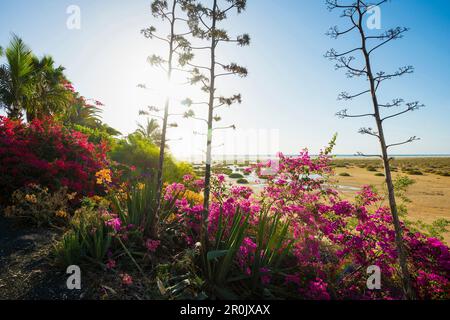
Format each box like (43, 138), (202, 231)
(237, 179), (249, 184)
(409, 219), (450, 241)
(394, 175), (415, 190)
(374, 173), (385, 177)
(110, 134), (193, 183)
(55, 205), (112, 267)
(406, 169), (423, 176)
(71, 124), (116, 147)
(339, 172), (351, 177)
(73, 206), (112, 261)
(213, 166), (233, 176)
(428, 219), (450, 239)
(229, 173), (244, 179)
(54, 230), (83, 267)
(111, 178), (159, 239)
(366, 166), (377, 172)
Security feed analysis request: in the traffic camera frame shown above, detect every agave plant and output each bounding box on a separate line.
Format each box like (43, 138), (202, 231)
(249, 210), (293, 291)
(204, 206), (293, 299)
(110, 177), (182, 239)
(54, 207), (112, 267)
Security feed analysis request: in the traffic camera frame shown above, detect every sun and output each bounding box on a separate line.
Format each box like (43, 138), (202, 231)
(159, 77), (177, 101)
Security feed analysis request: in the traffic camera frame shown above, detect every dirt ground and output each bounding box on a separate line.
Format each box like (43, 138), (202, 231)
(334, 167), (450, 244)
(0, 216), (87, 299)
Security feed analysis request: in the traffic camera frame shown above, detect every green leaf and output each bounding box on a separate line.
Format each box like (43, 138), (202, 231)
(207, 250), (229, 261)
(213, 286), (239, 300)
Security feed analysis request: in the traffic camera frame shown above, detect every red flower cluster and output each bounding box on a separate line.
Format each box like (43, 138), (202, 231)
(0, 116), (108, 199)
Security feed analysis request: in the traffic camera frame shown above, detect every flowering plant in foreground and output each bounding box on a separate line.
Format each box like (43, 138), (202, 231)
(171, 150), (449, 299)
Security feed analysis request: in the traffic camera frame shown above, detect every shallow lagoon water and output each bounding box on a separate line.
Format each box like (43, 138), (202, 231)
(225, 165), (361, 194)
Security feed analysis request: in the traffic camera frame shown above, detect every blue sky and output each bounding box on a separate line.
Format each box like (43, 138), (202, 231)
(0, 0), (449, 157)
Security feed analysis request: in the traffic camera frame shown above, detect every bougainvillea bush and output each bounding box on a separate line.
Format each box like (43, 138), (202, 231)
(0, 116), (108, 201)
(51, 147), (449, 300)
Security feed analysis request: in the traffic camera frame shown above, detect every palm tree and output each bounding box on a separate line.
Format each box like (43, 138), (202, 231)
(64, 96), (102, 127)
(0, 35), (35, 119)
(99, 123), (122, 136)
(62, 94), (121, 136)
(0, 35), (73, 121)
(136, 118), (163, 146)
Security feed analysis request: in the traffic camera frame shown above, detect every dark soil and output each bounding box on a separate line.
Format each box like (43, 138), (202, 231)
(0, 215), (87, 300)
(0, 214), (161, 300)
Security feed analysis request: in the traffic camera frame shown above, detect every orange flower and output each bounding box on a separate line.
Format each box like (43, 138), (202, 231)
(56, 210), (68, 218)
(25, 194), (37, 204)
(96, 169), (112, 185)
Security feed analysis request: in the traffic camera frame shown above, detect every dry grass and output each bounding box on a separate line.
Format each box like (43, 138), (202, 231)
(333, 158), (450, 244)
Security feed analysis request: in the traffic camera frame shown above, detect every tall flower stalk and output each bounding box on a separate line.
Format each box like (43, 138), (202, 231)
(181, 0), (250, 253)
(325, 0), (424, 299)
(141, 0), (193, 236)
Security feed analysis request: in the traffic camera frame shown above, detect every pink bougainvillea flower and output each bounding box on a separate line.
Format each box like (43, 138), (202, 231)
(106, 218), (122, 232)
(120, 273), (133, 286)
(164, 183), (185, 201)
(106, 259), (116, 269)
(145, 239), (161, 253)
(166, 147), (450, 300)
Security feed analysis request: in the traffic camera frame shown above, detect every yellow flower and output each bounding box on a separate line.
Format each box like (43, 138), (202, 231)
(56, 210), (68, 218)
(91, 195), (103, 202)
(137, 183), (145, 190)
(166, 213), (177, 223)
(184, 190), (204, 205)
(96, 169), (112, 185)
(25, 194), (38, 204)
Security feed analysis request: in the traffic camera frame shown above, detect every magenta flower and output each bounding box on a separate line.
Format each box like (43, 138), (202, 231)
(145, 239), (161, 253)
(106, 259), (116, 269)
(120, 273), (133, 286)
(164, 183), (185, 201)
(106, 218), (122, 232)
(166, 148), (450, 300)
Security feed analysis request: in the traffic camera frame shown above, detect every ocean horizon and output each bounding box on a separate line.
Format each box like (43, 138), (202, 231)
(180, 154), (450, 163)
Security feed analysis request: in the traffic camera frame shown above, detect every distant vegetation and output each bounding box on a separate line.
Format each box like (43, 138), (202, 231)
(332, 158), (450, 177)
(339, 172), (351, 177)
(229, 173), (244, 179)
